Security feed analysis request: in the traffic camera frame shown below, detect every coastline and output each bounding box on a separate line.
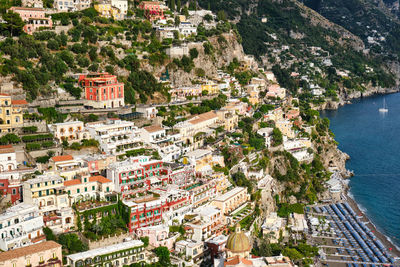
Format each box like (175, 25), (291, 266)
(345, 193), (400, 257)
(323, 88), (400, 258)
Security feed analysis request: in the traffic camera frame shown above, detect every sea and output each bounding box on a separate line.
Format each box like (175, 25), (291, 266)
(321, 92), (400, 248)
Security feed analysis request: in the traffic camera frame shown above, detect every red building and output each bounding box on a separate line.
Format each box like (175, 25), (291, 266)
(78, 72), (125, 109)
(0, 178), (22, 204)
(138, 1), (165, 21)
(123, 188), (190, 232)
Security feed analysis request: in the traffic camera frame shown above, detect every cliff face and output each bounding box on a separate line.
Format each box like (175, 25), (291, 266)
(168, 32), (252, 87)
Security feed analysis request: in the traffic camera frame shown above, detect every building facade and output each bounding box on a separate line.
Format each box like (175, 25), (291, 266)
(0, 94), (27, 134)
(0, 203), (45, 251)
(79, 73), (125, 109)
(0, 241), (62, 267)
(67, 240), (148, 267)
(86, 119), (142, 155)
(9, 7), (52, 34)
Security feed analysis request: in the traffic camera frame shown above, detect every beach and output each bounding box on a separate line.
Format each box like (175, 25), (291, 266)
(346, 193), (400, 257)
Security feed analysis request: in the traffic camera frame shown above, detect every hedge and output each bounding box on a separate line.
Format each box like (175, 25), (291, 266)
(26, 143), (41, 151)
(22, 134), (54, 143)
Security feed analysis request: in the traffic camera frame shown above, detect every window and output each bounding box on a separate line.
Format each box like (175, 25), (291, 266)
(92, 186), (95, 191)
(7, 157), (11, 161)
(12, 189), (16, 195)
(84, 178), (87, 183)
(84, 187), (87, 192)
(68, 190), (71, 195)
(77, 189), (80, 193)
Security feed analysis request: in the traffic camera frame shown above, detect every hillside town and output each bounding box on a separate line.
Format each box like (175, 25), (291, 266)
(0, 0), (398, 267)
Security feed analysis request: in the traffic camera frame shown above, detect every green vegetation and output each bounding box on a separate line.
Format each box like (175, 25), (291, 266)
(43, 227), (87, 255)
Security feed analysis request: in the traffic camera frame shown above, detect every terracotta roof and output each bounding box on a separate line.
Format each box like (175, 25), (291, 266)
(144, 125), (164, 133)
(0, 241), (61, 262)
(89, 175), (112, 184)
(224, 255), (253, 266)
(189, 111), (218, 125)
(0, 93), (10, 96)
(51, 155), (74, 162)
(11, 99), (28, 105)
(64, 179), (81, 186)
(0, 144), (15, 154)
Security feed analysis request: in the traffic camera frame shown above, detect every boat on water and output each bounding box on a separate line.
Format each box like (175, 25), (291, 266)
(379, 98), (388, 113)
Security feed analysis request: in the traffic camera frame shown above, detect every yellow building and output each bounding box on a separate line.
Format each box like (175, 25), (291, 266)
(217, 109), (238, 131)
(246, 85), (260, 105)
(201, 81), (219, 95)
(276, 119), (295, 139)
(211, 187), (249, 217)
(94, 3), (124, 20)
(0, 94), (27, 134)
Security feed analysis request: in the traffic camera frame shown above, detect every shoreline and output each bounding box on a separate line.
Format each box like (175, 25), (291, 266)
(325, 89), (400, 259)
(345, 191), (400, 257)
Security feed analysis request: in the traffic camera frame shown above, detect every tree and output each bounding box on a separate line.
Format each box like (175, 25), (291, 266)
(177, 0), (181, 12)
(170, 0), (175, 11)
(154, 246), (170, 266)
(140, 236), (149, 247)
(174, 16), (181, 26)
(43, 227), (56, 241)
(204, 14), (213, 22)
(58, 233), (88, 253)
(189, 48), (199, 59)
(283, 247), (304, 261)
(217, 10), (227, 21)
(2, 11), (25, 36)
(272, 128), (283, 146)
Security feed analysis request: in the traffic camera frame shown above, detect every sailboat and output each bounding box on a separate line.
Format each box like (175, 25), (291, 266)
(379, 98), (388, 113)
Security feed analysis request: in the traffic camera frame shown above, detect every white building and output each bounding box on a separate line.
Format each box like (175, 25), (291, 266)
(136, 106), (157, 120)
(186, 206), (224, 242)
(140, 125), (166, 144)
(257, 127), (273, 148)
(175, 239), (205, 263)
(0, 203), (45, 251)
(66, 240), (150, 267)
(0, 145), (17, 171)
(48, 120), (90, 144)
(54, 0), (91, 11)
(111, 0), (127, 16)
(283, 138), (313, 162)
(86, 119), (143, 155)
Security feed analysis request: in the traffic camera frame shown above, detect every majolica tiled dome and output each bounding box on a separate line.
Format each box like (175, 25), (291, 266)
(226, 225), (251, 253)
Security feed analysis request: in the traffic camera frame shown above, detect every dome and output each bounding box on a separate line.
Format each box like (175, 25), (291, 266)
(226, 225), (251, 253)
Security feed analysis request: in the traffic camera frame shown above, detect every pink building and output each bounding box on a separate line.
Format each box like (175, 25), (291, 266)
(9, 7), (52, 34)
(138, 1), (165, 21)
(267, 84), (286, 99)
(136, 224), (178, 250)
(285, 109), (300, 120)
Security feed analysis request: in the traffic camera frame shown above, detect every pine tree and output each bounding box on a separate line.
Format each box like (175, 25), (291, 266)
(177, 0), (181, 12)
(170, 0), (175, 12)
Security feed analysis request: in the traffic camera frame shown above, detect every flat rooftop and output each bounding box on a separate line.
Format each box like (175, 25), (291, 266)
(67, 240), (143, 262)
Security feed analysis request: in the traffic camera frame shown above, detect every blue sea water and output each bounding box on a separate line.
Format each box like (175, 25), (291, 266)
(321, 93), (400, 247)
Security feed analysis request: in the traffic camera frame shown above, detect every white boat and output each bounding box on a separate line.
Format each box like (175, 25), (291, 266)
(379, 98), (388, 113)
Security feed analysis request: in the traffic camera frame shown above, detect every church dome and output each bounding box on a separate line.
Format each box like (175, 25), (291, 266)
(226, 225), (251, 253)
